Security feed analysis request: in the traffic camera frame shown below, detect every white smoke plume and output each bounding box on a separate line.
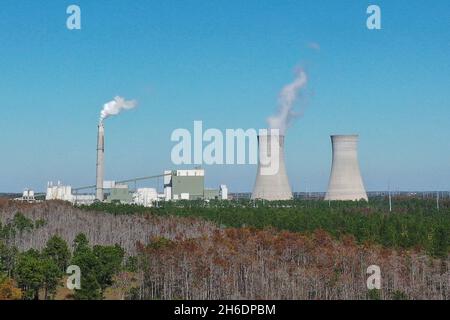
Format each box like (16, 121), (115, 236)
(267, 68), (308, 135)
(100, 96), (137, 123)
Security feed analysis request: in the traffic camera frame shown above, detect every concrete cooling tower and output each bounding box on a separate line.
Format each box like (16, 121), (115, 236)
(325, 135), (368, 201)
(252, 133), (293, 201)
(96, 123), (105, 201)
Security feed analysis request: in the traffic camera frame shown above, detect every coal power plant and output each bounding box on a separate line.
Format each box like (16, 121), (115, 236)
(324, 135), (368, 201)
(251, 133), (293, 201)
(37, 79), (371, 205)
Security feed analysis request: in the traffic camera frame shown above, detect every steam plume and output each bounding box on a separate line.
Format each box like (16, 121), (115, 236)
(267, 68), (308, 135)
(100, 96), (137, 122)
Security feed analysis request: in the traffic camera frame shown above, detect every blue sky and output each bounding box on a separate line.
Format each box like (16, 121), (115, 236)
(0, 0), (449, 192)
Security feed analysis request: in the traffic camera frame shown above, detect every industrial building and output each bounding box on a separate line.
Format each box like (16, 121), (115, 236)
(45, 181), (144, 206)
(46, 182), (73, 202)
(46, 181), (95, 205)
(133, 188), (158, 207)
(45, 167), (228, 207)
(163, 169), (228, 201)
(88, 121), (228, 204)
(252, 133), (293, 201)
(164, 169), (204, 200)
(107, 184), (132, 203)
(14, 189), (38, 203)
(324, 135), (368, 201)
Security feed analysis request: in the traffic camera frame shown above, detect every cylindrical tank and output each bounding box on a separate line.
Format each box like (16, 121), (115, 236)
(324, 135), (368, 201)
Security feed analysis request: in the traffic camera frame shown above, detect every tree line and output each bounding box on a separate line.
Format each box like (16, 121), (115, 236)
(82, 197), (450, 258)
(133, 227), (449, 300)
(1, 198), (449, 300)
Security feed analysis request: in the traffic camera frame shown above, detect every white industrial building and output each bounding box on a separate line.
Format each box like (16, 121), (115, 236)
(46, 181), (95, 205)
(132, 188), (158, 207)
(219, 185), (228, 200)
(14, 189), (38, 203)
(46, 182), (73, 202)
(45, 170), (227, 207)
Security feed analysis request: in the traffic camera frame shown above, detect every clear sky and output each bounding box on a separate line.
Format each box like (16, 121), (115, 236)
(0, 0), (449, 193)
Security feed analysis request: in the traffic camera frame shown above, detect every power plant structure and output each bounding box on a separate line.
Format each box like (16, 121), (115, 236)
(42, 124), (370, 204)
(164, 169), (228, 201)
(14, 189), (38, 203)
(73, 119), (229, 205)
(41, 104), (370, 205)
(164, 169), (205, 200)
(33, 95), (235, 207)
(46, 168), (228, 206)
(96, 122), (105, 201)
(251, 133), (293, 200)
(324, 135), (368, 201)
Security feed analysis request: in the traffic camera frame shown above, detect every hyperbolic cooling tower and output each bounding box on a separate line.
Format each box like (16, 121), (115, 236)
(325, 135), (368, 201)
(96, 123), (105, 201)
(251, 133), (293, 200)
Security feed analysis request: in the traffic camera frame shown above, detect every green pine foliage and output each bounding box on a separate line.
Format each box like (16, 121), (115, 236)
(15, 249), (61, 300)
(81, 196), (450, 257)
(43, 235), (71, 272)
(71, 233), (124, 300)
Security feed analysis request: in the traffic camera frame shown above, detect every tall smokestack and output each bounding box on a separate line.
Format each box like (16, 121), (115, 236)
(94, 96), (136, 201)
(96, 123), (105, 201)
(325, 135), (368, 201)
(251, 133), (293, 201)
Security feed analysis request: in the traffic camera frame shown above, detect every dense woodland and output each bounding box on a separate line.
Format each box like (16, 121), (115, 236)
(0, 227), (126, 300)
(0, 197), (449, 300)
(0, 200), (216, 254)
(135, 228), (449, 300)
(85, 197), (450, 257)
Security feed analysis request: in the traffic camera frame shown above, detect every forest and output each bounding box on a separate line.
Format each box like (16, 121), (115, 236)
(0, 211), (125, 300)
(83, 197), (450, 257)
(0, 197), (449, 300)
(134, 227), (449, 300)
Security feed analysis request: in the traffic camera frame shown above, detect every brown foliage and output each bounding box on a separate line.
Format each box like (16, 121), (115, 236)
(137, 227), (450, 300)
(0, 201), (218, 255)
(0, 278), (22, 300)
(2, 201), (449, 300)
